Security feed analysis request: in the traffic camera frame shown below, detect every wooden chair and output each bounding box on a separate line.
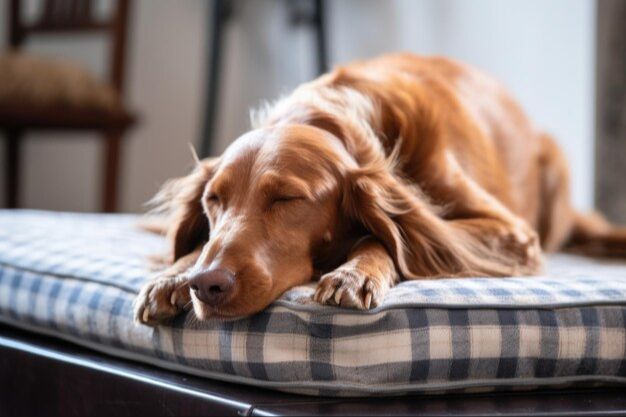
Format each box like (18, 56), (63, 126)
(1, 0), (136, 212)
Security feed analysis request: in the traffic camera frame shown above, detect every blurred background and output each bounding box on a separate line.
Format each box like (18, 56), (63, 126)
(0, 0), (624, 221)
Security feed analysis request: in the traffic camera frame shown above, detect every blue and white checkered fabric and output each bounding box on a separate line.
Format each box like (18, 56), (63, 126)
(1, 210), (625, 396)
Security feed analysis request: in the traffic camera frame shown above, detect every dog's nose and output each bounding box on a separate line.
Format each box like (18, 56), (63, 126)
(189, 268), (235, 307)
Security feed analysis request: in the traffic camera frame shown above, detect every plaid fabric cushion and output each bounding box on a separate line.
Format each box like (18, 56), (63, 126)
(0, 210), (625, 396)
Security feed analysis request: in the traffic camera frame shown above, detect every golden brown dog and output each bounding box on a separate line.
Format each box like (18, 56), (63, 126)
(135, 53), (626, 325)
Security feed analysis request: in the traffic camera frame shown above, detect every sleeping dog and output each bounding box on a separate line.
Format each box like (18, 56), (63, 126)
(135, 53), (626, 325)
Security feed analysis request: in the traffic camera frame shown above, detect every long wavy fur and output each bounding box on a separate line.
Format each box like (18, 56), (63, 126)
(344, 152), (524, 278)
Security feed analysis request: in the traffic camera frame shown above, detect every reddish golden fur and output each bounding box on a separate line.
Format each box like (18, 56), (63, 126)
(135, 54), (626, 325)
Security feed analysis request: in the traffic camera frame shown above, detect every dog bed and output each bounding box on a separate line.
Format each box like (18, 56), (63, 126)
(0, 210), (625, 396)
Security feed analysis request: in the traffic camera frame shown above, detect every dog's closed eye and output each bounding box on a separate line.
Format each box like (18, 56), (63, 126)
(268, 195), (306, 212)
(272, 195), (304, 204)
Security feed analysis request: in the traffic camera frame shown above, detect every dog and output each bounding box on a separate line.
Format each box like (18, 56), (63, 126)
(135, 53), (626, 325)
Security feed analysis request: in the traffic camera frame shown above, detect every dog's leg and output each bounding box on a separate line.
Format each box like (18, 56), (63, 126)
(134, 248), (200, 326)
(531, 133), (626, 256)
(535, 133), (576, 251)
(314, 237), (398, 309)
(432, 152), (543, 275)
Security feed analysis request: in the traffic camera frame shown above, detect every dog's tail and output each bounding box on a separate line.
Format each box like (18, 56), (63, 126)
(564, 211), (626, 257)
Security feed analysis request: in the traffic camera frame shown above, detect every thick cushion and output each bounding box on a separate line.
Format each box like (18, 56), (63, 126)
(0, 210), (625, 396)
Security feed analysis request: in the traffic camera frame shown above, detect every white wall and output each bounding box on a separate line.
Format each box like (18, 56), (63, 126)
(330, 0), (597, 210)
(0, 0), (596, 212)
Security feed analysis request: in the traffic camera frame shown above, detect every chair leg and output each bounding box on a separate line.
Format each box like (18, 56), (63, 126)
(313, 0), (328, 75)
(102, 133), (122, 213)
(5, 129), (22, 208)
(199, 0), (231, 158)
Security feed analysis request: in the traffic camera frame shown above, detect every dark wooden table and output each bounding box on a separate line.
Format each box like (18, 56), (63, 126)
(1, 324), (625, 417)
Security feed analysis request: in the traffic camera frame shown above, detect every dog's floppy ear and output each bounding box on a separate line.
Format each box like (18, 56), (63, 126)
(343, 160), (453, 278)
(150, 157), (219, 262)
(343, 158), (515, 279)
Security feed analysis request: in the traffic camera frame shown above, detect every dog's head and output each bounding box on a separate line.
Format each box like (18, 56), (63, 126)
(159, 125), (364, 319)
(158, 116), (442, 319)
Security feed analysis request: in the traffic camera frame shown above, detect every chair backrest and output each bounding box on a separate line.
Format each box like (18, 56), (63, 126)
(7, 0), (132, 93)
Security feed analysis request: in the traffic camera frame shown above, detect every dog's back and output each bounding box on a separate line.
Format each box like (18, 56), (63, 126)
(267, 53), (626, 256)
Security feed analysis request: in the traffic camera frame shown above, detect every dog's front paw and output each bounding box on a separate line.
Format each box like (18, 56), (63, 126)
(314, 268), (388, 310)
(134, 276), (191, 326)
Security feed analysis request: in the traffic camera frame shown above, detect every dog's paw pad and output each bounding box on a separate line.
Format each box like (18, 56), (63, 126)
(134, 277), (191, 326)
(314, 269), (386, 310)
